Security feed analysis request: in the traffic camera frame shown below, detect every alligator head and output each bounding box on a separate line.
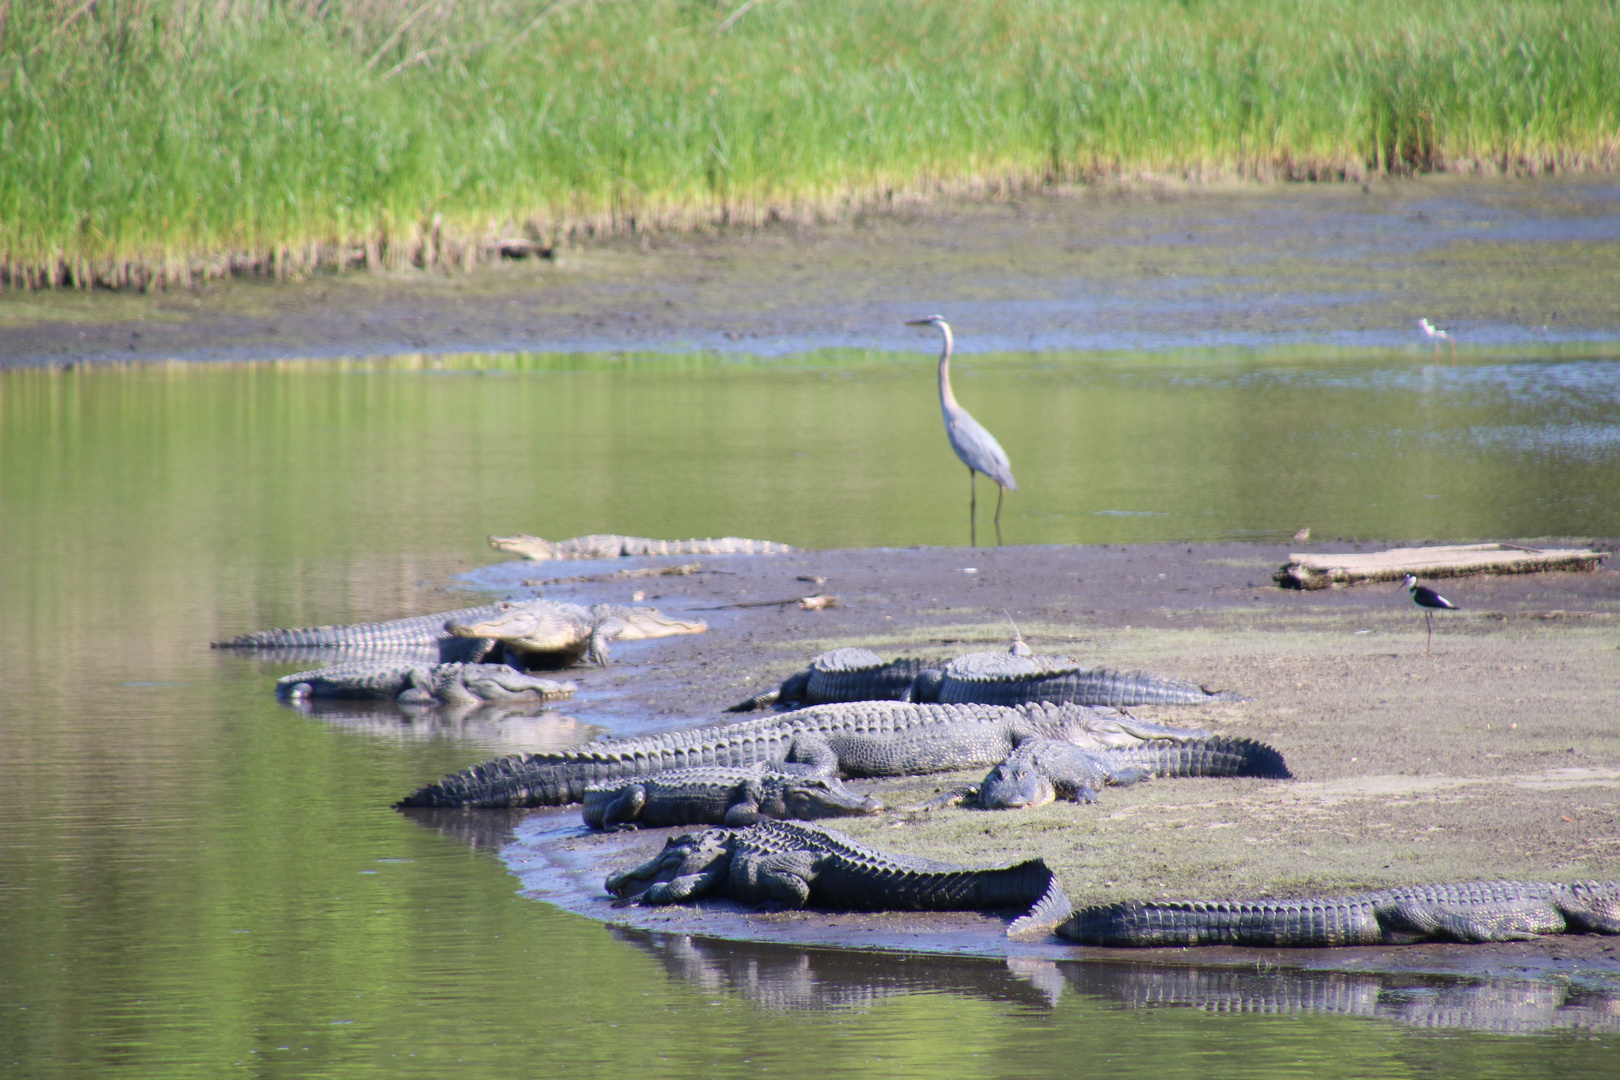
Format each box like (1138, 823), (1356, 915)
(605, 828), (733, 906)
(449, 666), (578, 704)
(766, 775), (885, 821)
(588, 604), (708, 641)
(978, 759), (1058, 810)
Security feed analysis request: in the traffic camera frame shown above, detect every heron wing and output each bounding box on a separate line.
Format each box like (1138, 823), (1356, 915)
(945, 407), (1017, 490)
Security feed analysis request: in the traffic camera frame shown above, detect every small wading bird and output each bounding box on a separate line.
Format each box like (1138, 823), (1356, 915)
(905, 316), (1017, 547)
(1403, 574), (1458, 656)
(1418, 318), (1456, 363)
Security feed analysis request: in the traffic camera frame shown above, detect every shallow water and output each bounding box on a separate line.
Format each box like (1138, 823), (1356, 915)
(3, 342), (1619, 1077)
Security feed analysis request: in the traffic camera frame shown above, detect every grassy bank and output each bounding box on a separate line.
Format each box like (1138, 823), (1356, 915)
(3, 0), (1618, 290)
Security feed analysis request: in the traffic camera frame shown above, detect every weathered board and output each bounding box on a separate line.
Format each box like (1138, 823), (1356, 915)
(1273, 543), (1607, 590)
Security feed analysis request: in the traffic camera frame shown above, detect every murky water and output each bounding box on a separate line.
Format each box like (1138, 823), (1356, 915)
(4, 345), (1620, 1076)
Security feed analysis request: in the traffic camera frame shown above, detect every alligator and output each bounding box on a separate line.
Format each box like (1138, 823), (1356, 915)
(215, 598), (703, 668)
(583, 764), (884, 830)
(446, 600), (705, 666)
(395, 701), (1213, 809)
(915, 651), (1244, 707)
(729, 647), (1243, 712)
(726, 648), (940, 712)
(1058, 880), (1620, 947)
(605, 820), (1073, 935)
(927, 736), (1292, 810)
(275, 661), (577, 706)
(490, 533), (798, 562)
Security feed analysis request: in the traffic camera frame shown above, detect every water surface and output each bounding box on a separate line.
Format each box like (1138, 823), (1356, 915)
(3, 346), (1619, 1077)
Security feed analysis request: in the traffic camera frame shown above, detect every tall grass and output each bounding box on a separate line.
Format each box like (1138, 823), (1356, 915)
(2, 0), (1617, 289)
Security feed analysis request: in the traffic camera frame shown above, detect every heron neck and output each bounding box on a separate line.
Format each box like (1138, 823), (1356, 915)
(935, 327), (960, 414)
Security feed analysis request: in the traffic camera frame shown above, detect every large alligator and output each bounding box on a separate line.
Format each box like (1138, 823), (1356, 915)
(490, 533), (798, 562)
(729, 647), (1243, 712)
(726, 648), (938, 712)
(214, 598), (703, 667)
(1059, 880), (1620, 947)
(444, 601), (705, 666)
(605, 820), (1072, 935)
(583, 765), (884, 830)
(917, 651), (1243, 707)
(275, 662), (577, 706)
(395, 701), (1213, 809)
(928, 736), (1291, 810)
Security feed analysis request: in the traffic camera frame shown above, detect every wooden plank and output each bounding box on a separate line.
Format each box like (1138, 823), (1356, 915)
(1273, 543), (1607, 590)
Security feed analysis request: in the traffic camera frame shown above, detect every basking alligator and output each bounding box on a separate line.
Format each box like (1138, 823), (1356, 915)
(275, 662), (577, 706)
(729, 648), (1242, 711)
(583, 765), (883, 830)
(490, 533), (798, 562)
(928, 737), (1291, 810)
(727, 648), (938, 712)
(1060, 880), (1620, 947)
(444, 601), (705, 666)
(215, 599), (703, 667)
(605, 820), (1072, 935)
(919, 652), (1243, 707)
(396, 701), (1213, 809)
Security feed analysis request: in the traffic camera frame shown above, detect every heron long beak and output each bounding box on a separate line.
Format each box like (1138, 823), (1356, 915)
(903, 318), (932, 326)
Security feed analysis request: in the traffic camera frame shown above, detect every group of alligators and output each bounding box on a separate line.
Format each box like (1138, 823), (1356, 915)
(213, 531), (1620, 950)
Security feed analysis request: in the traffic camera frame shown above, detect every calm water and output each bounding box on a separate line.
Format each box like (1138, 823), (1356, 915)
(3, 348), (1620, 1077)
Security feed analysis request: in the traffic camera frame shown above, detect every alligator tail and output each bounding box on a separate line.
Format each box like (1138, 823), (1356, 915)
(1105, 737), (1291, 780)
(1007, 876), (1074, 937)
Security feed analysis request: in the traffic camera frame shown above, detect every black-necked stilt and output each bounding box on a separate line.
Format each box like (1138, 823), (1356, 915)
(1418, 318), (1456, 363)
(1403, 574), (1458, 655)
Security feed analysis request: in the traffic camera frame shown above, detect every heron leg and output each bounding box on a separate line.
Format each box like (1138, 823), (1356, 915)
(1425, 609), (1433, 656)
(968, 467), (978, 548)
(994, 484), (1005, 547)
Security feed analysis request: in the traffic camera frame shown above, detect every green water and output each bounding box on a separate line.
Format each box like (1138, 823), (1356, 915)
(3, 349), (1619, 1076)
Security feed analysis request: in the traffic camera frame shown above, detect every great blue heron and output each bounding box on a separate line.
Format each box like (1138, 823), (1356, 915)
(905, 315), (1017, 546)
(1418, 318), (1455, 363)
(1402, 573), (1458, 656)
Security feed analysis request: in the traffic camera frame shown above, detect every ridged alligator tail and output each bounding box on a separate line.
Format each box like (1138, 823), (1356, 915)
(605, 820), (1073, 935)
(1059, 880), (1620, 947)
(490, 533), (798, 562)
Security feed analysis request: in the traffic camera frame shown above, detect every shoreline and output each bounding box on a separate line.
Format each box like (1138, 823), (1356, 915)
(402, 539), (1620, 983)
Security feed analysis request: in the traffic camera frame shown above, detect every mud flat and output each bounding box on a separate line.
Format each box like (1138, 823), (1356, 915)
(402, 538), (1620, 980)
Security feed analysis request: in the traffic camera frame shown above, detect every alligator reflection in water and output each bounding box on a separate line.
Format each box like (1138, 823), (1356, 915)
(613, 930), (1620, 1035)
(286, 698), (602, 754)
(608, 927), (1064, 1012)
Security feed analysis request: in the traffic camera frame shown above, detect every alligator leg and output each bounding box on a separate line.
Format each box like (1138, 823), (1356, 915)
(596, 784), (650, 831)
(730, 850), (817, 908)
(778, 734), (839, 777)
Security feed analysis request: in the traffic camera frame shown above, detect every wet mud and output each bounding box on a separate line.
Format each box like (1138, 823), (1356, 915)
(402, 538), (1620, 985)
(4, 176), (1619, 366)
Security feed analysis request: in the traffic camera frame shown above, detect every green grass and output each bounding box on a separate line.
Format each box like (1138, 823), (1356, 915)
(3, 0), (1618, 289)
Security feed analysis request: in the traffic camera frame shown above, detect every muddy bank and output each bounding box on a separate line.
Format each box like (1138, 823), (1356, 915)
(4, 176), (1619, 366)
(401, 537), (1620, 980)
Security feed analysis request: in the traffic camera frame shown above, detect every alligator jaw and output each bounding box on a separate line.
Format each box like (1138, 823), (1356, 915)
(979, 761), (1057, 810)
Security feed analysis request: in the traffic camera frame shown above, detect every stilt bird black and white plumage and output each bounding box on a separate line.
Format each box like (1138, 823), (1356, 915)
(1403, 574), (1458, 656)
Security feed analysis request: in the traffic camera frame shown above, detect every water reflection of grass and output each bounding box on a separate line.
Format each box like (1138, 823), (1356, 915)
(4, 1), (1617, 290)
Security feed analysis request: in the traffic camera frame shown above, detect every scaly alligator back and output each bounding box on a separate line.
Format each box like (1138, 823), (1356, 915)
(932, 652), (1242, 707)
(1060, 880), (1620, 947)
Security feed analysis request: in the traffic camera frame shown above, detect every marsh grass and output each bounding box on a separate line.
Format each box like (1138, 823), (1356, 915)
(3, 0), (1618, 289)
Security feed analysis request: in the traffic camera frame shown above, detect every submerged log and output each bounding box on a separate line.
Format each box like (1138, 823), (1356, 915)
(1274, 543), (1607, 590)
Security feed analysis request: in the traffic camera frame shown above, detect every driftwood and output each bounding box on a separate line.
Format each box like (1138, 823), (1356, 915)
(1274, 543), (1607, 590)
